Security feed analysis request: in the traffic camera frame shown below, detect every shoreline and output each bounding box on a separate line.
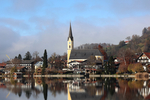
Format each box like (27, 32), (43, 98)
(0, 74), (136, 78)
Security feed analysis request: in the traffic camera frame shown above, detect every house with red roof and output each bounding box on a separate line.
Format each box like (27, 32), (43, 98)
(0, 63), (6, 68)
(124, 41), (130, 44)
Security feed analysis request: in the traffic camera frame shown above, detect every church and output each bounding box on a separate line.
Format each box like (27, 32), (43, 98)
(67, 23), (104, 67)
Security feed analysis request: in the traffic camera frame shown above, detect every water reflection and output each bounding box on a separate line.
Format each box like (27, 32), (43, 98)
(0, 77), (150, 100)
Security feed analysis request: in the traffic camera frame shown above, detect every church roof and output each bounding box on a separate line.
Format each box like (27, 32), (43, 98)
(68, 23), (73, 41)
(69, 49), (103, 59)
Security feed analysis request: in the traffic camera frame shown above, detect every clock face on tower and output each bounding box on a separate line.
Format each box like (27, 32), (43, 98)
(69, 42), (71, 44)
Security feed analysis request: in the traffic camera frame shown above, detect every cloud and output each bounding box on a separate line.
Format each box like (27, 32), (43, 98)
(73, 3), (88, 12)
(0, 18), (29, 30)
(1, 0), (150, 62)
(0, 17), (69, 62)
(72, 15), (150, 45)
(1, 14), (150, 62)
(109, 0), (150, 16)
(9, 0), (43, 12)
(0, 25), (20, 62)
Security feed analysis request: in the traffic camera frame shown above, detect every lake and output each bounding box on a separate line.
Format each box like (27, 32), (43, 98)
(0, 77), (149, 100)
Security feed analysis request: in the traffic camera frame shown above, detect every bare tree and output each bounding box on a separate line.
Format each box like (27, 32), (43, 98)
(33, 51), (39, 59)
(117, 48), (136, 65)
(126, 36), (131, 41)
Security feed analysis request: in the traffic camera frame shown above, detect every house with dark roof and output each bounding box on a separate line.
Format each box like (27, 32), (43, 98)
(67, 23), (104, 68)
(0, 63), (6, 74)
(137, 52), (150, 71)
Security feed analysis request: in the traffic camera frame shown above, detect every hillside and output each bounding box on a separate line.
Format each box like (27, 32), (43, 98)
(75, 26), (150, 58)
(106, 27), (150, 57)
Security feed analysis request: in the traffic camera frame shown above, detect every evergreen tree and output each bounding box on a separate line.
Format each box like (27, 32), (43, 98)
(108, 56), (116, 74)
(42, 49), (48, 74)
(142, 27), (147, 36)
(18, 54), (22, 60)
(24, 51), (32, 60)
(104, 62), (109, 74)
(104, 56), (116, 74)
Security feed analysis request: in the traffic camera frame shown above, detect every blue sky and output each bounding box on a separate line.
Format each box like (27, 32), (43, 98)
(0, 0), (150, 62)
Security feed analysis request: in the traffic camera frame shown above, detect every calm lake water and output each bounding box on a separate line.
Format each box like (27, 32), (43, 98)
(0, 77), (149, 100)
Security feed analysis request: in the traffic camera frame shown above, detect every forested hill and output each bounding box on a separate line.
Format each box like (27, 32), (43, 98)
(75, 27), (150, 58)
(75, 43), (112, 50)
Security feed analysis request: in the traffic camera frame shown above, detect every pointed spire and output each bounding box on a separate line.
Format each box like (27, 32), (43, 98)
(68, 23), (73, 41)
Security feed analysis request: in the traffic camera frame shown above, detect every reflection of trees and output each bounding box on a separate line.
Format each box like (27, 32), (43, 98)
(25, 90), (32, 99)
(42, 78), (48, 100)
(128, 80), (144, 89)
(104, 78), (116, 95)
(18, 88), (22, 97)
(115, 79), (144, 100)
(48, 78), (67, 97)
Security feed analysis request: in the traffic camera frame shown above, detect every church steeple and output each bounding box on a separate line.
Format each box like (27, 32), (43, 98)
(68, 23), (73, 41)
(67, 23), (74, 67)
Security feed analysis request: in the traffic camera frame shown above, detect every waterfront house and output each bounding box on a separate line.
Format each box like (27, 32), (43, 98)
(137, 52), (150, 71)
(35, 61), (43, 70)
(0, 63), (6, 74)
(0, 63), (6, 68)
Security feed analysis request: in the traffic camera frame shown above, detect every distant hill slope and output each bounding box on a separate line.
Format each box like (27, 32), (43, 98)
(75, 26), (150, 58)
(75, 43), (112, 50)
(106, 26), (150, 57)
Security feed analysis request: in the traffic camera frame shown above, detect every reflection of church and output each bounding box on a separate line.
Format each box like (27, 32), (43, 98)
(67, 23), (104, 67)
(67, 78), (104, 100)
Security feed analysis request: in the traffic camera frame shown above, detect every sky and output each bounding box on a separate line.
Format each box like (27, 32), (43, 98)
(0, 0), (150, 62)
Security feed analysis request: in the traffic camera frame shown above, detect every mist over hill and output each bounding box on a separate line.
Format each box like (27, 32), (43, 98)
(75, 26), (150, 58)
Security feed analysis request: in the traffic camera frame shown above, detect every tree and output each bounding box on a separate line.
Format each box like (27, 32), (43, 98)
(104, 56), (116, 74)
(143, 39), (150, 52)
(12, 57), (21, 65)
(98, 45), (107, 60)
(86, 56), (96, 66)
(118, 63), (128, 73)
(10, 66), (17, 76)
(24, 51), (32, 60)
(128, 63), (144, 73)
(33, 51), (39, 59)
(49, 53), (57, 68)
(61, 53), (67, 60)
(118, 41), (125, 48)
(126, 36), (131, 41)
(42, 49), (47, 74)
(142, 27), (147, 36)
(18, 54), (22, 60)
(117, 48), (136, 65)
(49, 53), (57, 61)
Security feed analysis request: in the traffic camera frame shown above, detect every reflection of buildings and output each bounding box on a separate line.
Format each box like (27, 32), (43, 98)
(67, 78), (104, 100)
(138, 80), (150, 99)
(3, 77), (38, 99)
(1, 77), (149, 100)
